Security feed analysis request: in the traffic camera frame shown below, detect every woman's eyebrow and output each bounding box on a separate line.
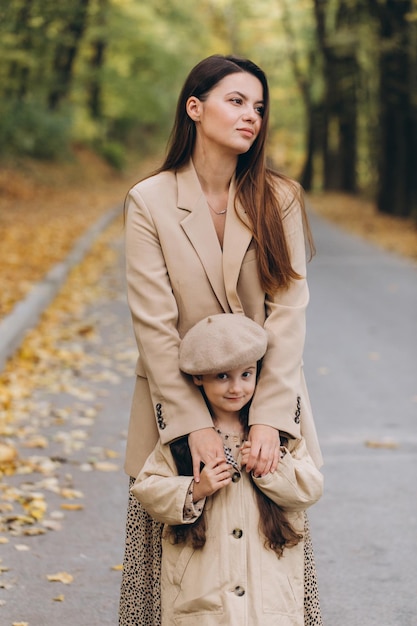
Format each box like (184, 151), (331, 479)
(226, 90), (264, 104)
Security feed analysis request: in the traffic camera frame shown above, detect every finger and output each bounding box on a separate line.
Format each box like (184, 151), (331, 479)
(269, 445), (281, 474)
(245, 443), (261, 473)
(192, 456), (201, 483)
(253, 442), (279, 477)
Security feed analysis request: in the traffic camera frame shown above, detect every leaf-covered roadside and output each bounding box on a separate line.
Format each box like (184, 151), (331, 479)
(309, 192), (417, 261)
(0, 148), (142, 319)
(0, 217), (136, 607)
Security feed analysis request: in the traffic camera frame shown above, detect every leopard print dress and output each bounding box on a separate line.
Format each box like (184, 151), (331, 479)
(119, 478), (323, 625)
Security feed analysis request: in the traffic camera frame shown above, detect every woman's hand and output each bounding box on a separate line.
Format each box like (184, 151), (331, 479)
(193, 457), (232, 501)
(188, 427), (224, 483)
(245, 424), (280, 477)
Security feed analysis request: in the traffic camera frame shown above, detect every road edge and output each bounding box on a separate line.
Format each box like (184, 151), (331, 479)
(0, 204), (122, 372)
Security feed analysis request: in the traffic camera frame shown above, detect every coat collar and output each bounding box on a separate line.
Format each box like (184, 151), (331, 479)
(177, 161), (253, 314)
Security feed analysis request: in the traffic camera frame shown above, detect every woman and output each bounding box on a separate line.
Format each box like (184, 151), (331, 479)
(120, 54), (323, 625)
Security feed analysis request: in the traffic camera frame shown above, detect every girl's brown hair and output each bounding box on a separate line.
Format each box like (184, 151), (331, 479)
(168, 429), (302, 558)
(155, 54), (314, 293)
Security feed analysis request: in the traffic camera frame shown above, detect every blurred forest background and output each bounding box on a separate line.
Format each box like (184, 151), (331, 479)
(1, 0), (416, 218)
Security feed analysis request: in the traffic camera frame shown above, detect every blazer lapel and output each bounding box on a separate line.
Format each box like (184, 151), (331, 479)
(177, 164), (230, 312)
(222, 180), (253, 313)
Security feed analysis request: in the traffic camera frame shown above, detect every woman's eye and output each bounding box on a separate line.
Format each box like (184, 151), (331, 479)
(255, 106), (264, 117)
(231, 97), (243, 105)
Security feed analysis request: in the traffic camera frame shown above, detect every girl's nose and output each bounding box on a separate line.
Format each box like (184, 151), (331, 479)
(228, 378), (242, 392)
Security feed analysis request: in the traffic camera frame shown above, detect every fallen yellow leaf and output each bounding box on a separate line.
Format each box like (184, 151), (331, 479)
(365, 439), (399, 449)
(111, 564), (123, 571)
(60, 503), (84, 511)
(60, 488), (84, 499)
(47, 572), (74, 584)
(53, 594), (65, 602)
(94, 461), (119, 472)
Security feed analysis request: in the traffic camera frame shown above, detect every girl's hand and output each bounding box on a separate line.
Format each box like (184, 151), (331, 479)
(193, 457), (232, 501)
(240, 440), (251, 467)
(188, 428), (224, 483)
(245, 424), (280, 477)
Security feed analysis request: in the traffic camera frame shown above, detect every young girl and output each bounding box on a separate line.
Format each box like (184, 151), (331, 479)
(131, 314), (323, 626)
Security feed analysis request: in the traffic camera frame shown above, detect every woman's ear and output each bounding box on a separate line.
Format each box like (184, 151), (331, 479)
(186, 96), (201, 121)
(192, 374), (204, 387)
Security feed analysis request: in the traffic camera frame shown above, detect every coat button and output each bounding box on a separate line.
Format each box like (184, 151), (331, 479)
(231, 472), (240, 483)
(232, 528), (243, 539)
(234, 586), (245, 596)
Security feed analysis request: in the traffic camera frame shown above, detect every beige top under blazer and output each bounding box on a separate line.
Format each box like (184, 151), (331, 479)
(124, 161), (323, 478)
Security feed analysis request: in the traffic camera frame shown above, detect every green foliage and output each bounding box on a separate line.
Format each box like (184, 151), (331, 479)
(0, 0), (415, 216)
(96, 140), (126, 170)
(0, 100), (72, 159)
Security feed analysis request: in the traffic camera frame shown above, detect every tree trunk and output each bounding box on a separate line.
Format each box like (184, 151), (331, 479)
(372, 0), (417, 217)
(313, 0), (359, 193)
(48, 0), (90, 111)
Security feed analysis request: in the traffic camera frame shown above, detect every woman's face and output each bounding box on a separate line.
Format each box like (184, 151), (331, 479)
(188, 72), (264, 157)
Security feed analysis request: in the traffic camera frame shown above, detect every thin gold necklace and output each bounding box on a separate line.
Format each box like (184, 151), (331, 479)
(207, 200), (227, 215)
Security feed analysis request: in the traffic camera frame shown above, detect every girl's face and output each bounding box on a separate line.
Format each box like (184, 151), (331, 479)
(193, 364), (257, 419)
(187, 72), (264, 157)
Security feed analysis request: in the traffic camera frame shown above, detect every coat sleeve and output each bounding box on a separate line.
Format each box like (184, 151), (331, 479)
(252, 437), (323, 511)
(125, 184), (213, 443)
(131, 441), (206, 525)
(249, 182), (312, 442)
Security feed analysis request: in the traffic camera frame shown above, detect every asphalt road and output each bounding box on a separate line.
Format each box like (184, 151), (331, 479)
(1, 210), (416, 625)
(305, 212), (417, 626)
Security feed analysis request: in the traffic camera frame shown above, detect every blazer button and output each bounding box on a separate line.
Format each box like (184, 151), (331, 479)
(231, 472), (241, 483)
(234, 586), (245, 597)
(232, 528), (243, 539)
(294, 415), (300, 424)
(155, 403), (162, 410)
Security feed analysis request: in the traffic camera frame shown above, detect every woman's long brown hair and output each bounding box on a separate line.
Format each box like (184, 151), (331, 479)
(153, 54), (314, 294)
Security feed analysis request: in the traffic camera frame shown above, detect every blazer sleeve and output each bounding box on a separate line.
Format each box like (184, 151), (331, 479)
(252, 437), (323, 511)
(248, 182), (311, 440)
(125, 185), (213, 443)
(131, 441), (206, 525)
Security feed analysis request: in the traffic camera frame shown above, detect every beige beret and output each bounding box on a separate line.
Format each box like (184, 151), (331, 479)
(179, 314), (268, 375)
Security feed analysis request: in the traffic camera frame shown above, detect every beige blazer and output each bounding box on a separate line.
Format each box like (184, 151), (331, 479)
(124, 161), (323, 478)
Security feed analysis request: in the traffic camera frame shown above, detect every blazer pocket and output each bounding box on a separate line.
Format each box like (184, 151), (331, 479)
(261, 548), (303, 615)
(170, 543), (223, 616)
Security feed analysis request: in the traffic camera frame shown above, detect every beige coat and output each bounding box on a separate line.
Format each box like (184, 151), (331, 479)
(124, 161), (323, 477)
(132, 436), (323, 625)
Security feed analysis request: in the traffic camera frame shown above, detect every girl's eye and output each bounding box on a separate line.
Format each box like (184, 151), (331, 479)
(242, 371), (252, 379)
(217, 373), (228, 380)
